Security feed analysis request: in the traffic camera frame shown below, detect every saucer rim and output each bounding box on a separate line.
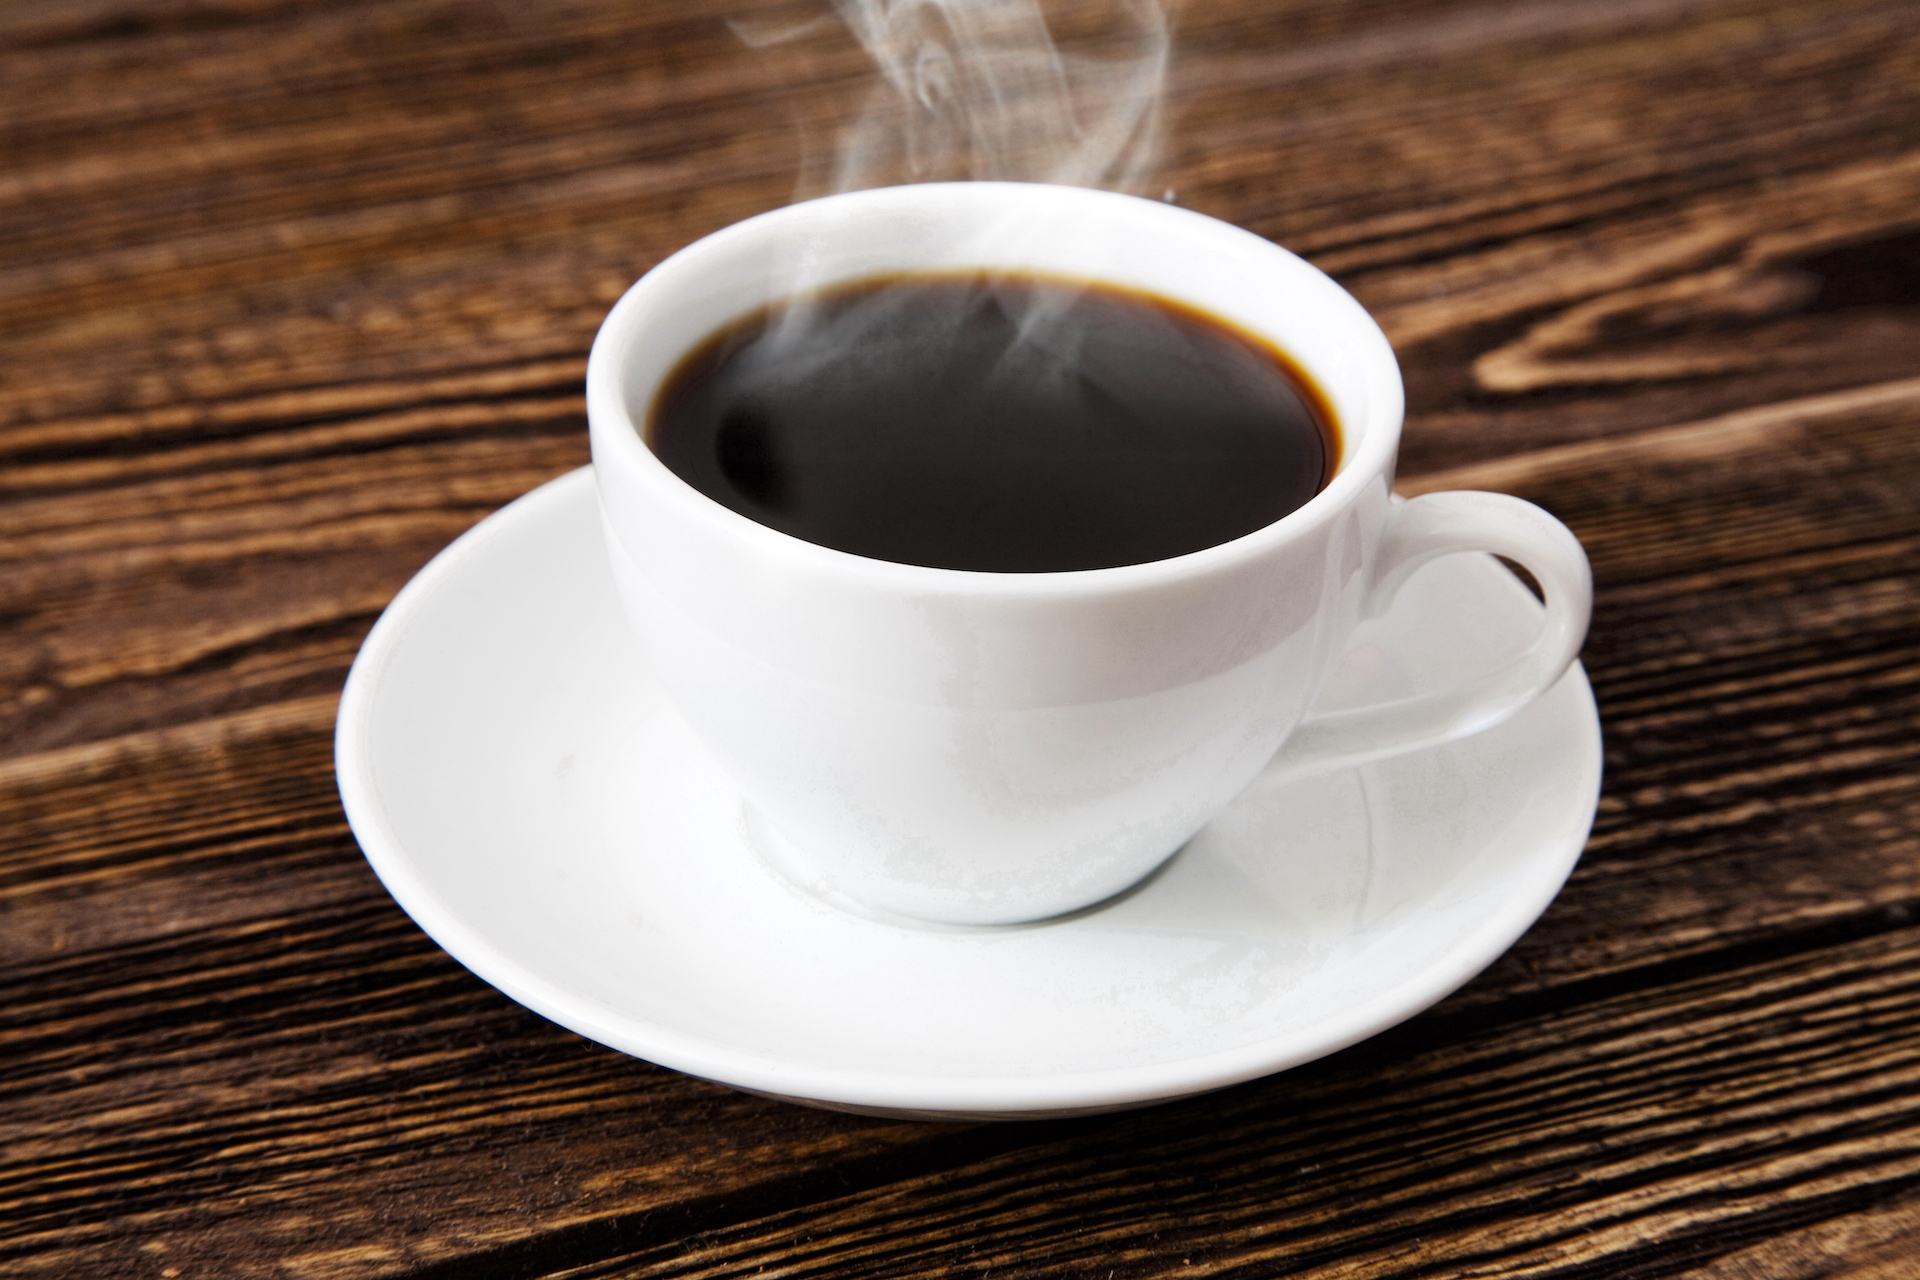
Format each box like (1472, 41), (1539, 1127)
(336, 467), (1600, 1116)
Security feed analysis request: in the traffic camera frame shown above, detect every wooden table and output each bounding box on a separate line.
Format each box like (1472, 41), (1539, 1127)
(7, 0), (1919, 1275)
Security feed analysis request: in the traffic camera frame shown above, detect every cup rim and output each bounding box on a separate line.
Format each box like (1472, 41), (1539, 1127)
(587, 181), (1404, 597)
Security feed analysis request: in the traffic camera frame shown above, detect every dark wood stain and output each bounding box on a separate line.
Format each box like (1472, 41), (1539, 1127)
(5, 0), (1920, 1275)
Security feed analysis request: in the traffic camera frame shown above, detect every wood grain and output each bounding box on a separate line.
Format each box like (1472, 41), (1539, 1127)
(4, 0), (1919, 1275)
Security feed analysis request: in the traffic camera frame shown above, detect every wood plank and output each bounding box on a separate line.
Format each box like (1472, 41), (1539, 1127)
(4, 0), (1916, 457)
(9, 731), (1920, 1277)
(16, 913), (1895, 1280)
(0, 429), (588, 759)
(1679, 1201), (1920, 1280)
(516, 922), (1920, 1279)
(0, 704), (946, 1274)
(0, 696), (353, 964)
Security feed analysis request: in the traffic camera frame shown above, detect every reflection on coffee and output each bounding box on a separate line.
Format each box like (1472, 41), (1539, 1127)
(647, 272), (1339, 573)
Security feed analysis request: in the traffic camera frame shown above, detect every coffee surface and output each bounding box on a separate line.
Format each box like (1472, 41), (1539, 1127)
(648, 273), (1338, 573)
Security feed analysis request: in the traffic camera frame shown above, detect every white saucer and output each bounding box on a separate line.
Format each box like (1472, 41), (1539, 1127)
(336, 467), (1601, 1120)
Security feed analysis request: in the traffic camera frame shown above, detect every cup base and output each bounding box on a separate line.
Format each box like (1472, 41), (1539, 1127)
(740, 805), (1180, 930)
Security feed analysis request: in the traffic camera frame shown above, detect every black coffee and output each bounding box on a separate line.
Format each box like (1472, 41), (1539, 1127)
(647, 272), (1339, 573)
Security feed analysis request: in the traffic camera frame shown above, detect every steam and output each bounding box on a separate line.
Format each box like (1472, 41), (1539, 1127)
(718, 0), (1177, 427)
(735, 0), (1171, 197)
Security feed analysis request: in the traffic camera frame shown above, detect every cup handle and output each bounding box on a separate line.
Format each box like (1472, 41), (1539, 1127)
(1261, 490), (1593, 785)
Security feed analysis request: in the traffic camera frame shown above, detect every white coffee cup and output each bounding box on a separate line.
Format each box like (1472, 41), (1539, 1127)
(587, 182), (1591, 926)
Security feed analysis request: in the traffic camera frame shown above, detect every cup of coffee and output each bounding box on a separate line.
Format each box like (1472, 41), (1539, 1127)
(587, 181), (1591, 926)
